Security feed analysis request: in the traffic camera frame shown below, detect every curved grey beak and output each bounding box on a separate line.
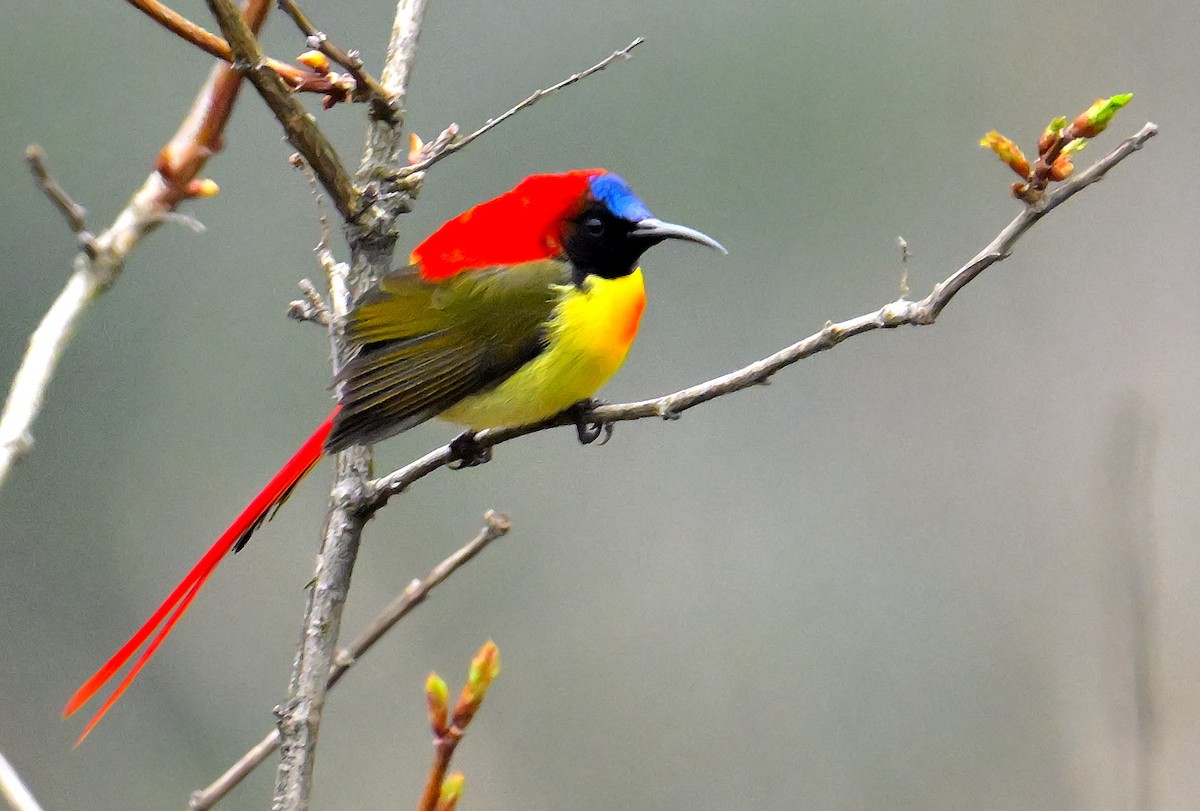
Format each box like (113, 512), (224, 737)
(632, 218), (727, 255)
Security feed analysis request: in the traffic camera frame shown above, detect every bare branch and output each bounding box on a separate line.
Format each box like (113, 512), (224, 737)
(331, 512), (511, 687)
(206, 0), (360, 221)
(0, 258), (99, 484)
(0, 752), (45, 811)
(401, 37), (644, 178)
(190, 513), (511, 811)
(0, 0), (273, 492)
(364, 123), (1159, 510)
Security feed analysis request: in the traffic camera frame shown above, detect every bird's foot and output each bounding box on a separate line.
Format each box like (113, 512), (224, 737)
(566, 399), (614, 446)
(449, 430), (493, 469)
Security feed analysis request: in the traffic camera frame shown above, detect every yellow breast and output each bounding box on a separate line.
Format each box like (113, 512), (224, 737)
(437, 269), (646, 429)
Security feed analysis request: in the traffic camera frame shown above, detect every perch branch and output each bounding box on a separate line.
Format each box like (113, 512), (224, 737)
(190, 513), (510, 811)
(401, 37), (644, 177)
(364, 122), (1159, 510)
(0, 752), (44, 811)
(0, 0), (272, 491)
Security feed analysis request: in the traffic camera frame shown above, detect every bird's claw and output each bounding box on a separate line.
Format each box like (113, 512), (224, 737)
(568, 399), (614, 446)
(449, 431), (492, 469)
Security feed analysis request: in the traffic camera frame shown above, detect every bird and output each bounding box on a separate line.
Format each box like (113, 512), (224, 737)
(63, 169), (724, 742)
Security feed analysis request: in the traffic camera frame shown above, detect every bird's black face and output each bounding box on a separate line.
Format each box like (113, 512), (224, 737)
(562, 199), (644, 283)
(561, 198), (727, 286)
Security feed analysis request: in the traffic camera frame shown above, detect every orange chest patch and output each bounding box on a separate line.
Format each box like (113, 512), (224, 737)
(618, 288), (647, 348)
(556, 269), (647, 366)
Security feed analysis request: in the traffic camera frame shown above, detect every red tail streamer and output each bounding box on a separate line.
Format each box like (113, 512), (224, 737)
(64, 409), (338, 742)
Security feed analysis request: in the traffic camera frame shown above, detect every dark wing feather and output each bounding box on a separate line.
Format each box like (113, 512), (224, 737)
(325, 260), (569, 452)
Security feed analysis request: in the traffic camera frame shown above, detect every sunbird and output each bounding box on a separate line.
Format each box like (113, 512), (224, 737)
(63, 169), (724, 741)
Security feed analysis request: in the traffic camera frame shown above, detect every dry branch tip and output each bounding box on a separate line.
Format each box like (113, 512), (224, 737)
(398, 37), (645, 180)
(25, 145), (97, 256)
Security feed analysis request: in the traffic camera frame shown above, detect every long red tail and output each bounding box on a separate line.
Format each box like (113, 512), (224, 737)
(63, 409), (338, 744)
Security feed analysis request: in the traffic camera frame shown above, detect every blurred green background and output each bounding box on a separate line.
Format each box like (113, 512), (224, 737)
(2, 1), (1197, 809)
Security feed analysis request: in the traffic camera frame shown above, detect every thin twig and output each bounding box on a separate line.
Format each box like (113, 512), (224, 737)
(25, 146), (95, 255)
(401, 37), (644, 178)
(363, 123), (1159, 510)
(0, 752), (45, 811)
(206, 0), (360, 221)
(288, 152), (333, 252)
(276, 0), (396, 118)
(0, 0), (272, 492)
(190, 513), (511, 811)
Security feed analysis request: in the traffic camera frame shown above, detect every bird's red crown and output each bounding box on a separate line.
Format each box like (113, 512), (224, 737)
(411, 169), (606, 279)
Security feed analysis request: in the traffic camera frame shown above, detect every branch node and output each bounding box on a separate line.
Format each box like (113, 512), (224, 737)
(821, 320), (843, 342)
(483, 510), (511, 533)
(287, 278), (331, 326)
(880, 299), (914, 327)
(656, 399), (681, 421)
(4, 432), (34, 461)
(278, 0), (395, 117)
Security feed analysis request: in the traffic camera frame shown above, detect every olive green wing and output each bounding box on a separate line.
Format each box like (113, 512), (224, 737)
(325, 260), (570, 451)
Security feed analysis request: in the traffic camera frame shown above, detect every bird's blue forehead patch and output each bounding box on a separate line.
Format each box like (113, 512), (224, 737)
(589, 173), (654, 222)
